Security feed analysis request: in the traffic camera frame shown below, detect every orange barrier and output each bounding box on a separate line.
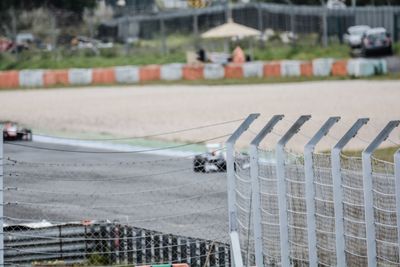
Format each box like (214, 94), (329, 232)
(44, 70), (69, 87)
(172, 264), (189, 267)
(332, 60), (348, 76)
(300, 62), (313, 77)
(182, 65), (204, 80)
(263, 62), (281, 78)
(139, 65), (161, 82)
(224, 64), (244, 79)
(0, 71), (19, 88)
(92, 68), (116, 84)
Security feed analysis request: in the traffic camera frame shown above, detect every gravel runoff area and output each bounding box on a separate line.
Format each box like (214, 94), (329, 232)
(1, 80), (400, 150)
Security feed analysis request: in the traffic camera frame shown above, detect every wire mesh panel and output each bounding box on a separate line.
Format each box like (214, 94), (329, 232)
(371, 157), (399, 266)
(3, 141), (230, 267)
(234, 151), (254, 266)
(284, 150), (308, 266)
(312, 152), (336, 266)
(340, 154), (367, 266)
(258, 149), (280, 266)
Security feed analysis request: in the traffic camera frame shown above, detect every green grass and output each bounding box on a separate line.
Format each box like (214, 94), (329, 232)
(2, 34), (398, 71)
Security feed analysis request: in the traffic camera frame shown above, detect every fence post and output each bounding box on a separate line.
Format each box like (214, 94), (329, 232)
(395, 148), (400, 258)
(362, 120), (400, 267)
(331, 118), (369, 267)
(276, 115), (311, 267)
(304, 117), (340, 267)
(226, 113), (260, 267)
(0, 123), (3, 267)
(250, 115), (284, 267)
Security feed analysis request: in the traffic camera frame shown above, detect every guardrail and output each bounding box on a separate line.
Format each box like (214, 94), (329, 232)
(5, 222), (231, 266)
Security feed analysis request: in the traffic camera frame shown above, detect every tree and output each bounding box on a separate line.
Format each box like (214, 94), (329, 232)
(0, 0), (97, 14)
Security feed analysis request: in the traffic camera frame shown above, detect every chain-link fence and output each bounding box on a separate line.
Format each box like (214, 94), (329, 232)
(226, 114), (400, 267)
(1, 121), (238, 266)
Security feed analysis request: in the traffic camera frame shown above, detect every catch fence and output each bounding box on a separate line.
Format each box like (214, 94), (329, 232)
(2, 114), (400, 267)
(0, 119), (239, 266)
(227, 114), (400, 267)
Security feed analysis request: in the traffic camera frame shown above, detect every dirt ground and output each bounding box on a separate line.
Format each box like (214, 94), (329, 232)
(1, 80), (400, 151)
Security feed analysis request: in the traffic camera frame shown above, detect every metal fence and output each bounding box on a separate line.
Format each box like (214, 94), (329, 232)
(114, 3), (400, 43)
(227, 114), (400, 267)
(0, 119), (240, 266)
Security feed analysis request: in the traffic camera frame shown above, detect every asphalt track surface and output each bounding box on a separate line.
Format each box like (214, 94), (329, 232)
(3, 141), (229, 242)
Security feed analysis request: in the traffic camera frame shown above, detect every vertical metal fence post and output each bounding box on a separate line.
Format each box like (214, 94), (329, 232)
(362, 120), (400, 267)
(0, 124), (3, 267)
(304, 117), (340, 267)
(226, 113), (260, 267)
(395, 149), (400, 259)
(250, 115), (284, 267)
(331, 118), (369, 267)
(276, 115), (311, 267)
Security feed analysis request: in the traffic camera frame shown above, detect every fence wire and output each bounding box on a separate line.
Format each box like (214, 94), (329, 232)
(284, 150), (308, 267)
(312, 152), (336, 267)
(340, 153), (368, 267)
(371, 156), (399, 266)
(233, 151), (254, 266)
(258, 149), (280, 266)
(3, 140), (230, 267)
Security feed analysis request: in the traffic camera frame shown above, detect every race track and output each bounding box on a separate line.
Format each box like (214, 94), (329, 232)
(3, 141), (229, 242)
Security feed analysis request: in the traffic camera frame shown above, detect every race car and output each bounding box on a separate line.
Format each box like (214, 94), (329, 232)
(193, 143), (226, 173)
(2, 121), (32, 141)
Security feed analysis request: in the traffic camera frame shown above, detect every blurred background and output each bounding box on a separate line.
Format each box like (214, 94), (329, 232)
(0, 0), (399, 70)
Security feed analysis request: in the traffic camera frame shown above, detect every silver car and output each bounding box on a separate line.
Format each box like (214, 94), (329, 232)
(344, 25), (371, 49)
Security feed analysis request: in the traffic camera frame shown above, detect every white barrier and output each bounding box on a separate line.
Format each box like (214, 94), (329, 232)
(280, 60), (301, 77)
(312, 58), (334, 76)
(204, 64), (225, 80)
(19, 70), (44, 87)
(161, 63), (183, 81)
(68, 68), (93, 85)
(371, 59), (388, 75)
(243, 61), (263, 78)
(347, 59), (375, 77)
(115, 66), (140, 84)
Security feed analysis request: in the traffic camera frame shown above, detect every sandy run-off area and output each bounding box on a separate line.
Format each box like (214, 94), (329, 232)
(0, 80), (399, 151)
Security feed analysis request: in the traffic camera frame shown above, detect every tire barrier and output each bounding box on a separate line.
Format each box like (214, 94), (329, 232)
(139, 65), (161, 82)
(263, 61), (281, 77)
(160, 63), (183, 81)
(0, 58), (392, 89)
(280, 60), (301, 77)
(300, 61), (313, 77)
(19, 70), (44, 88)
(203, 63), (224, 80)
(92, 68), (116, 85)
(224, 63), (244, 79)
(243, 61), (263, 78)
(115, 66), (140, 84)
(312, 58), (334, 77)
(182, 64), (204, 80)
(68, 68), (93, 86)
(0, 71), (19, 89)
(44, 70), (69, 87)
(332, 60), (348, 77)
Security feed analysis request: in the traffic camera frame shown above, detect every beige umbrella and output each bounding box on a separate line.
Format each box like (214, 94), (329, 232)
(201, 19), (261, 39)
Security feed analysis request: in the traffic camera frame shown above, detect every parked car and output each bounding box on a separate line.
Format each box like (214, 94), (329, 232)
(2, 122), (32, 141)
(361, 27), (393, 56)
(344, 25), (371, 49)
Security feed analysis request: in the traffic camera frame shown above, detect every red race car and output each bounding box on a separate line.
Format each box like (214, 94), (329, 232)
(2, 121), (32, 141)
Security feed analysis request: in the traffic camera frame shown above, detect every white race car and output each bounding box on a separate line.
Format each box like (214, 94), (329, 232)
(193, 144), (226, 173)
